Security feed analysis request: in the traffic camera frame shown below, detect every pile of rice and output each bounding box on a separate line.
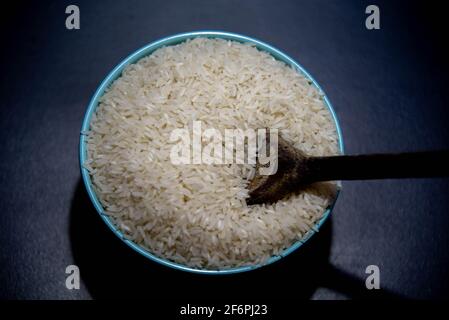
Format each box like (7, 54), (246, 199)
(85, 38), (339, 269)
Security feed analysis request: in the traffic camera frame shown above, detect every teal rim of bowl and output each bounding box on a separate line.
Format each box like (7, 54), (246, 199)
(79, 30), (345, 275)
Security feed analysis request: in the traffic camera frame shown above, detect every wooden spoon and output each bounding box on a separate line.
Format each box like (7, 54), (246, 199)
(247, 134), (449, 205)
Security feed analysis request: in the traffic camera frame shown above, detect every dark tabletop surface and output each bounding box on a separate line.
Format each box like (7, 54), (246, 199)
(1, 0), (448, 300)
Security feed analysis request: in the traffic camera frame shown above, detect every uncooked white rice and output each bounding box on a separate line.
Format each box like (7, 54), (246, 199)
(85, 38), (339, 269)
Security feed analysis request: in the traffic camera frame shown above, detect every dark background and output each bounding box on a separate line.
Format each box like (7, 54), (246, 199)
(1, 0), (448, 300)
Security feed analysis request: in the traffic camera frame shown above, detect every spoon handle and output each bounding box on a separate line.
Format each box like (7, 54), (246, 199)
(304, 151), (449, 182)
